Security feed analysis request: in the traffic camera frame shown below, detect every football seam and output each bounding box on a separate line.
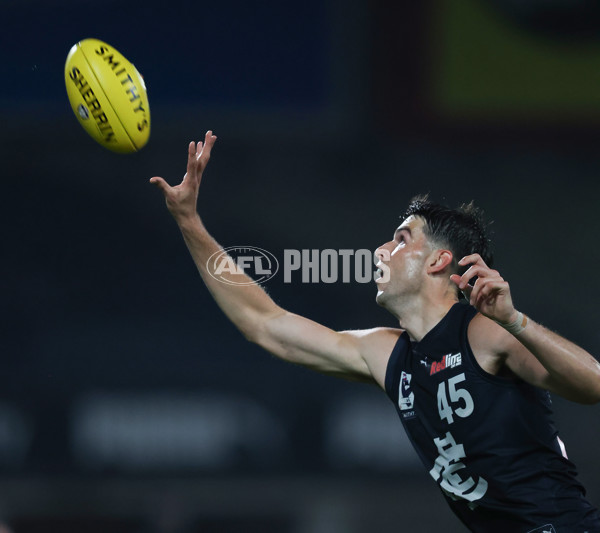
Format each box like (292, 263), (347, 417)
(77, 42), (138, 152)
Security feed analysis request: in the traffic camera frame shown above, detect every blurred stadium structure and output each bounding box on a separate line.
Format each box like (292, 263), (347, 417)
(2, 0), (600, 531)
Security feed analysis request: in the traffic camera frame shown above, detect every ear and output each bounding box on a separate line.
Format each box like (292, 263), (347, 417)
(427, 249), (453, 274)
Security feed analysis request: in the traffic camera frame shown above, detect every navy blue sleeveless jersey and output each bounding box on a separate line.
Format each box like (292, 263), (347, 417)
(384, 301), (600, 532)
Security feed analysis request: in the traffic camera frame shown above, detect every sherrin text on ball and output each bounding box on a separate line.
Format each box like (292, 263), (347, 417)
(64, 38), (150, 153)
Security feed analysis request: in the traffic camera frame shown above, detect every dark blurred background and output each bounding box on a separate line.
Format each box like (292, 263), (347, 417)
(2, 0), (600, 531)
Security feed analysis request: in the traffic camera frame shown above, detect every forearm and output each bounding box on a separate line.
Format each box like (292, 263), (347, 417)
(514, 316), (600, 404)
(177, 214), (281, 339)
(151, 137), (381, 381)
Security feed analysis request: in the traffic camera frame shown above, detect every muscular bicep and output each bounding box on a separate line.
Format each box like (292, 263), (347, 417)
(254, 310), (400, 386)
(502, 327), (593, 402)
(470, 313), (555, 392)
(503, 339), (554, 390)
(469, 313), (552, 389)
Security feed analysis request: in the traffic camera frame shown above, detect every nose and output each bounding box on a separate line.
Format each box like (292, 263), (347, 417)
(375, 246), (391, 262)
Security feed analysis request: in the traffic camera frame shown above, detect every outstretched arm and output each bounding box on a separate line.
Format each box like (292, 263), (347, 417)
(451, 254), (600, 404)
(150, 133), (396, 387)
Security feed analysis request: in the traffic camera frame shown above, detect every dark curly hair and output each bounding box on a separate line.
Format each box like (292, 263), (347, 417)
(402, 194), (493, 278)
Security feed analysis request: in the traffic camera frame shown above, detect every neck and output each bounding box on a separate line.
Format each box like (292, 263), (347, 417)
(392, 293), (458, 342)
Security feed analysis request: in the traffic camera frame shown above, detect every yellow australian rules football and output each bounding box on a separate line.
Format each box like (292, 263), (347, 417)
(65, 38), (150, 153)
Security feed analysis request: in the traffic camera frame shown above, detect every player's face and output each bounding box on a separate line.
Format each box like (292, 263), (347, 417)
(374, 216), (433, 308)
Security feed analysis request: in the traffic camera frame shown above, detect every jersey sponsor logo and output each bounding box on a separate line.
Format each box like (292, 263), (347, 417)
(430, 352), (462, 376)
(398, 371), (416, 419)
(526, 526), (556, 533)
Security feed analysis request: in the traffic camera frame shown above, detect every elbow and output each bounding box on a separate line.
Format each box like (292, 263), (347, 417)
(236, 308), (274, 345)
(577, 394), (600, 406)
(583, 385), (600, 405)
(586, 365), (600, 404)
(579, 395), (600, 406)
(239, 314), (272, 346)
(553, 379), (600, 405)
(241, 325), (260, 344)
(243, 308), (287, 346)
(566, 359), (600, 405)
(576, 376), (600, 405)
(238, 315), (263, 344)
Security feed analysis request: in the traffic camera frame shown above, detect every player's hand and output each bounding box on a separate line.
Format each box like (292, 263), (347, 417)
(450, 254), (517, 325)
(150, 131), (217, 222)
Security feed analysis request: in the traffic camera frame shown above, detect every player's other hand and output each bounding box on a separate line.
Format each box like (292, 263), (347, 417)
(150, 131), (217, 222)
(450, 254), (518, 325)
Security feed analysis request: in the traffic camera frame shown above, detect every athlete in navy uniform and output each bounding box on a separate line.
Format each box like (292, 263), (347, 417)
(151, 133), (600, 532)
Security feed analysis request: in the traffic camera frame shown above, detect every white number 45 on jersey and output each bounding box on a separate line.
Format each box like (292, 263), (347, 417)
(437, 373), (474, 424)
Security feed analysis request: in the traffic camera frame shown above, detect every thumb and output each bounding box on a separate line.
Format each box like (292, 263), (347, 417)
(450, 274), (461, 286)
(149, 176), (170, 194)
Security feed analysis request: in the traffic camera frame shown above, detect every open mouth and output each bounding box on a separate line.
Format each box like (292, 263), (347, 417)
(374, 265), (387, 283)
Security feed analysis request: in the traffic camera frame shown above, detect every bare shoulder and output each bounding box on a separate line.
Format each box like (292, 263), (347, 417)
(467, 312), (512, 375)
(342, 327), (403, 389)
(468, 312), (508, 350)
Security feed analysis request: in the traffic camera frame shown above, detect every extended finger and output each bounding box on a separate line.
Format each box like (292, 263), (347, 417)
(462, 284), (474, 301)
(184, 141), (197, 182)
(450, 273), (475, 299)
(450, 274), (461, 286)
(457, 265), (497, 289)
(149, 176), (170, 194)
(198, 130), (217, 161)
(458, 254), (488, 269)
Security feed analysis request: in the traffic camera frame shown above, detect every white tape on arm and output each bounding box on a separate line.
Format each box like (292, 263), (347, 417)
(495, 311), (529, 336)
